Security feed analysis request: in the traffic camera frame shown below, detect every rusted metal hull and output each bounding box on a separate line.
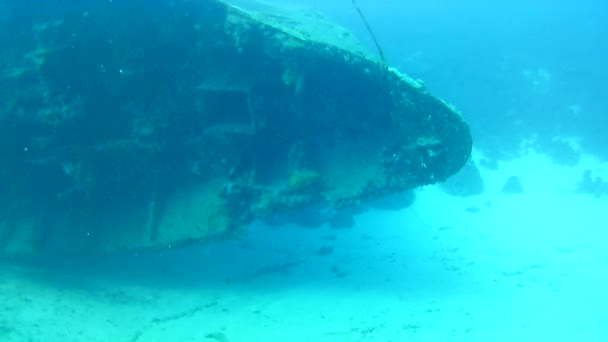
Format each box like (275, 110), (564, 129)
(0, 0), (471, 255)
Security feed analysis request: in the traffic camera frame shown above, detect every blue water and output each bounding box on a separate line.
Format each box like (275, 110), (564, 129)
(294, 0), (608, 158)
(1, 0), (607, 341)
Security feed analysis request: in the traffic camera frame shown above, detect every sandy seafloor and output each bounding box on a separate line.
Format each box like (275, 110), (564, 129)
(1, 151), (607, 342)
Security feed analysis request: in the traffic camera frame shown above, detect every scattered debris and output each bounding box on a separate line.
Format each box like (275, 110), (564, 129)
(205, 331), (229, 342)
(440, 159), (485, 197)
(500, 175), (524, 194)
(576, 169), (608, 197)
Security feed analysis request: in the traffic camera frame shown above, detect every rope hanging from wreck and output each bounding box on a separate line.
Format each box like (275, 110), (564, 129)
(351, 0), (386, 64)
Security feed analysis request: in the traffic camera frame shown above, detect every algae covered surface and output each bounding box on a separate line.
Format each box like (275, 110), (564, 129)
(0, 0), (471, 254)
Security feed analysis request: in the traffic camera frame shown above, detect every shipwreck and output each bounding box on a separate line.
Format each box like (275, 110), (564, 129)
(0, 0), (472, 255)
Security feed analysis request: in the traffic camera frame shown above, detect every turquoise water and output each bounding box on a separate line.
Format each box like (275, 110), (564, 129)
(2, 154), (607, 341)
(1, 0), (607, 341)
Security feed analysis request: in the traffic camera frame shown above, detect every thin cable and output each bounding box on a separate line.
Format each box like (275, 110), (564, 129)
(351, 0), (386, 64)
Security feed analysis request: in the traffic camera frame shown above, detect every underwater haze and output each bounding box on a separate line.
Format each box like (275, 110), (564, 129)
(1, 0), (608, 341)
(282, 0), (608, 158)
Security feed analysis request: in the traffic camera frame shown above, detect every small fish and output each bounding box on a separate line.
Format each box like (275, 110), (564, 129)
(315, 246), (333, 256)
(464, 206), (482, 213)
